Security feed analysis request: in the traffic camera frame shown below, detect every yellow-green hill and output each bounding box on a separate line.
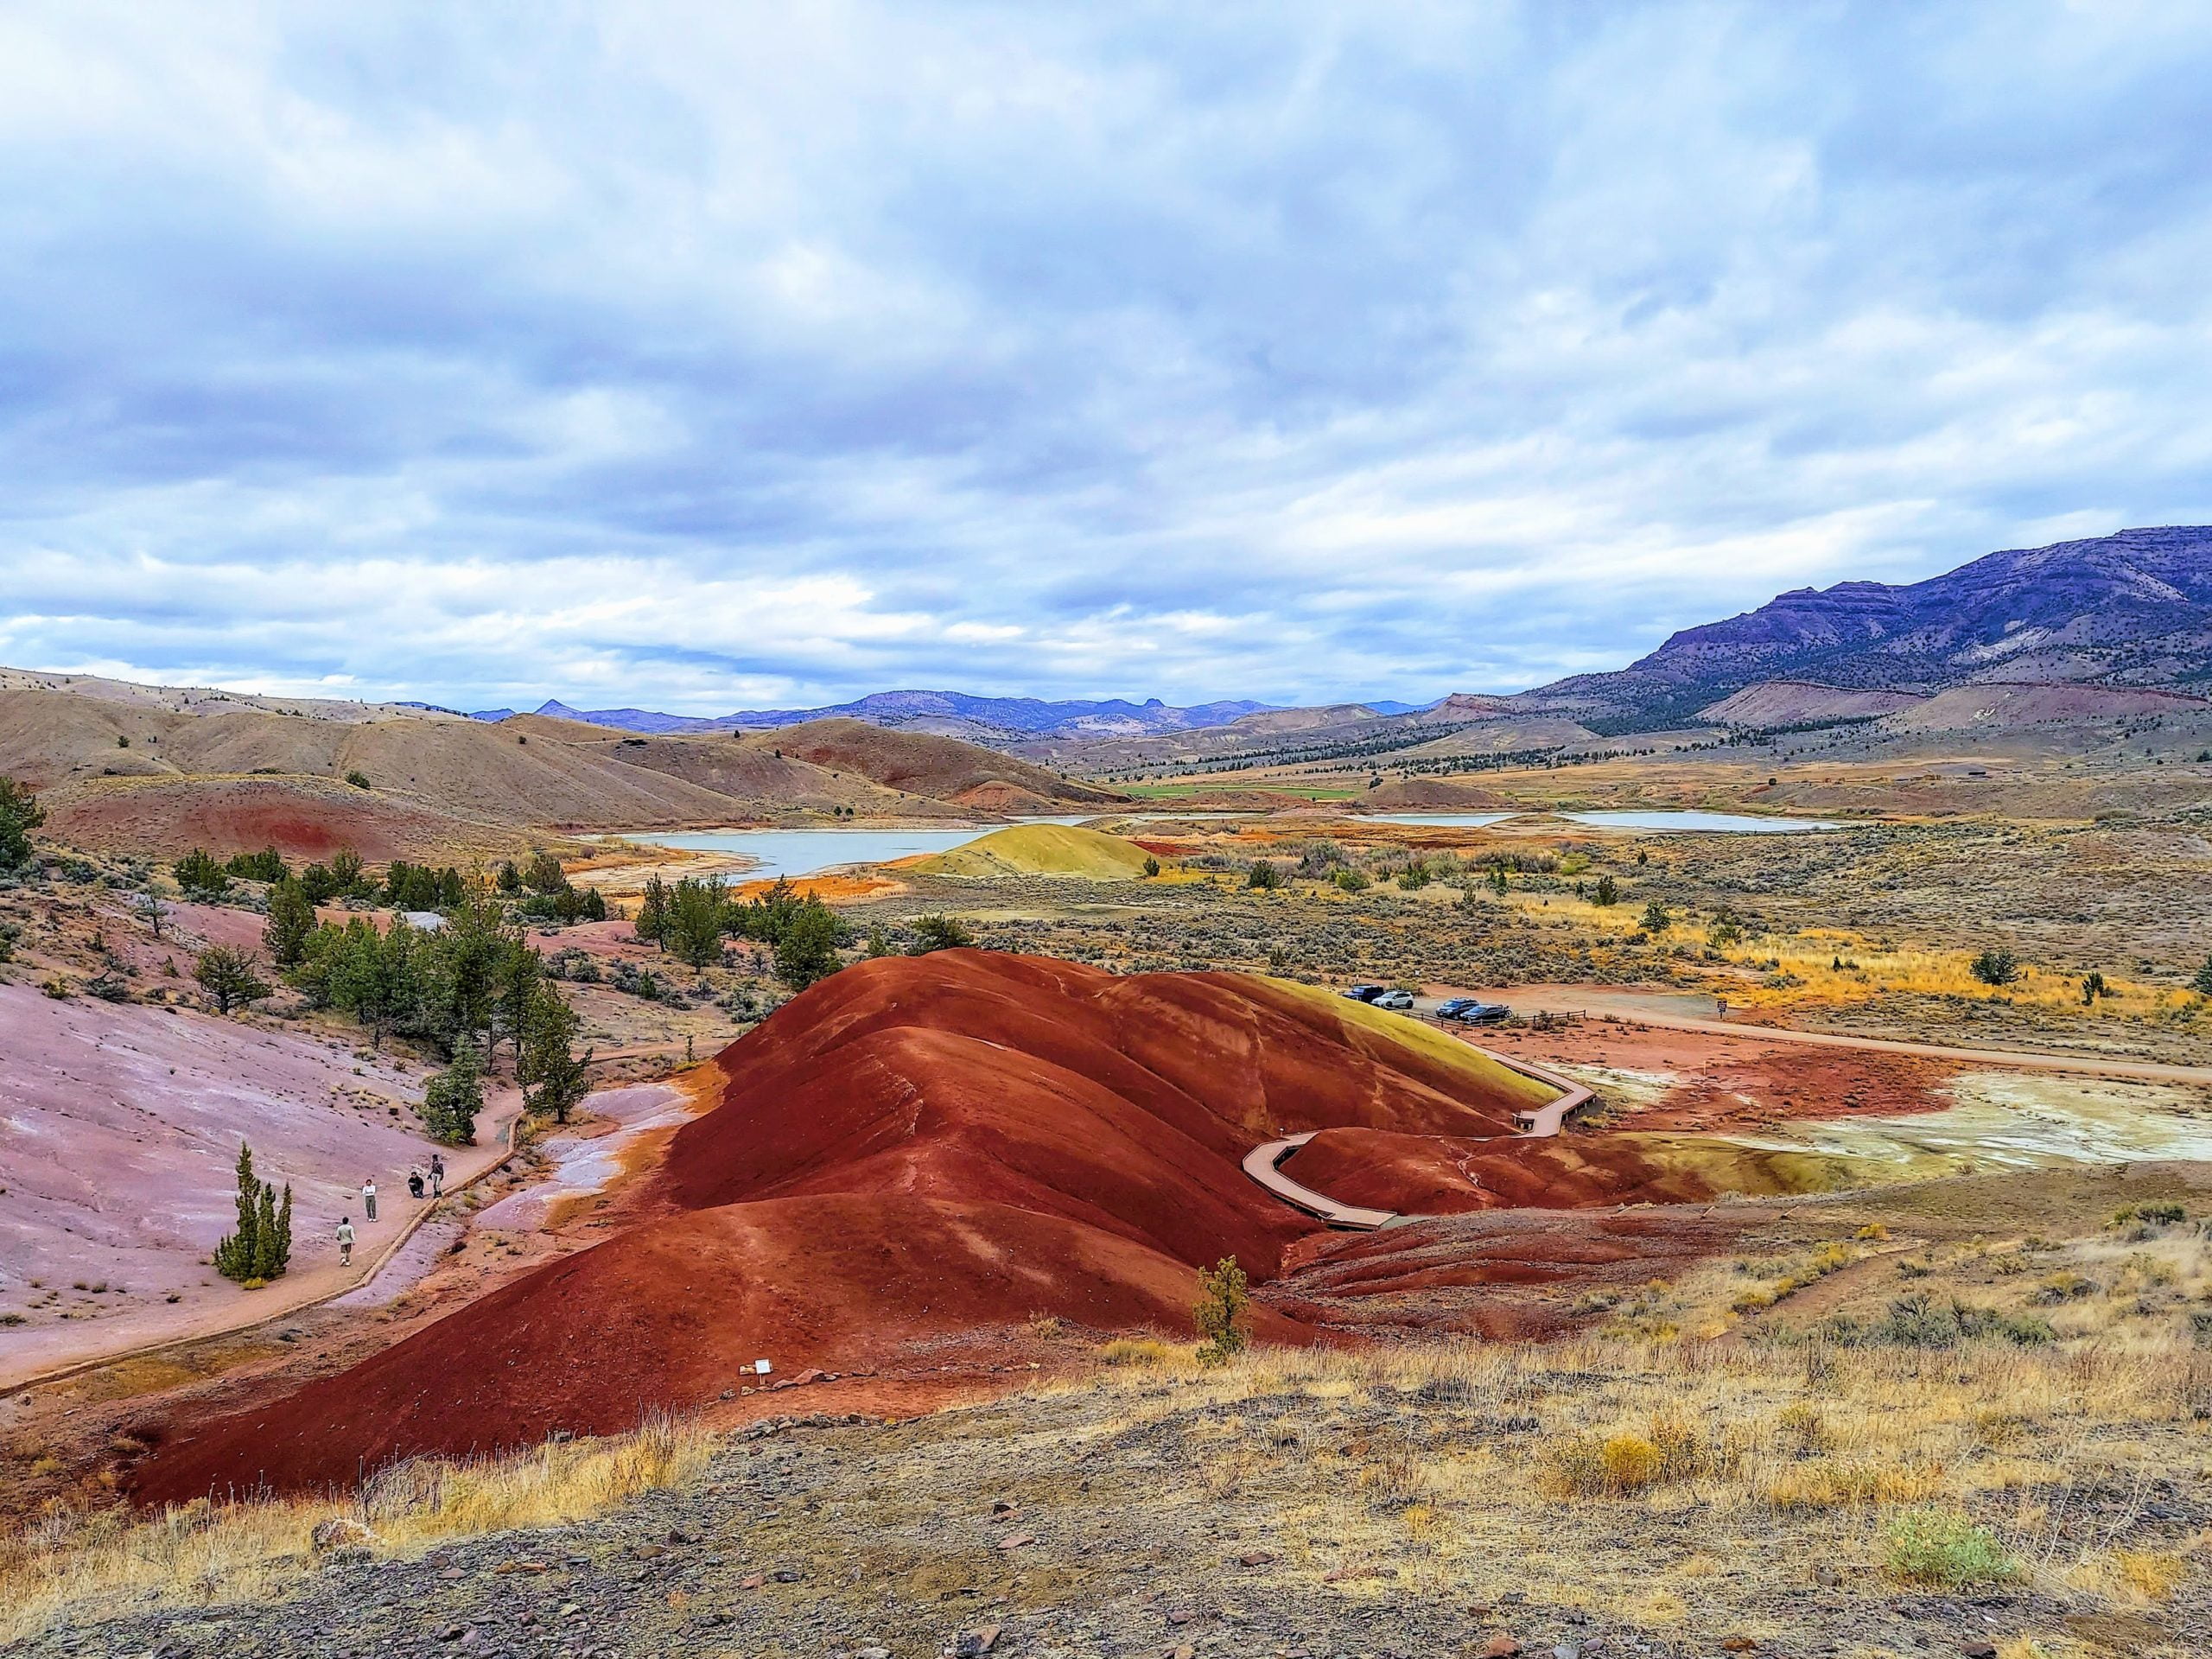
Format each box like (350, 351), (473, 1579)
(1253, 976), (1561, 1109)
(909, 823), (1158, 880)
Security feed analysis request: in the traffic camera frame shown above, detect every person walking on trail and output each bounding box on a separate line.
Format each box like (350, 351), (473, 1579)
(429, 1153), (445, 1198)
(337, 1216), (356, 1268)
(361, 1178), (378, 1222)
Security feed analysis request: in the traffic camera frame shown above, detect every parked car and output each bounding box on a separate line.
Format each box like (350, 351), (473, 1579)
(1340, 983), (1389, 1003)
(1371, 988), (1415, 1011)
(1435, 996), (1478, 1017)
(1448, 1001), (1510, 1025)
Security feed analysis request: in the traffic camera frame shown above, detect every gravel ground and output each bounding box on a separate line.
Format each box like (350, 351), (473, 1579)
(15, 1375), (2202, 1659)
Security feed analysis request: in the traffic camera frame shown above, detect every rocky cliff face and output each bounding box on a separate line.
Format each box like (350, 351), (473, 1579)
(1523, 525), (2212, 731)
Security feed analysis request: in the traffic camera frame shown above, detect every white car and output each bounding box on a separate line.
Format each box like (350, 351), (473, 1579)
(1370, 988), (1415, 1011)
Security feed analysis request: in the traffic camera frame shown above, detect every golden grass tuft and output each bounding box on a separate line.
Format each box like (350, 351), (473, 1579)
(0, 1411), (715, 1644)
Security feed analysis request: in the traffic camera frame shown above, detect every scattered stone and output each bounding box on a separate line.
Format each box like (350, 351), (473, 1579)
(739, 1573), (766, 1590)
(1237, 1550), (1275, 1567)
(955, 1626), (1002, 1656)
(1961, 1647), (1998, 1659)
(1722, 1641), (1758, 1653)
(997, 1533), (1034, 1551)
(1483, 1637), (1522, 1657)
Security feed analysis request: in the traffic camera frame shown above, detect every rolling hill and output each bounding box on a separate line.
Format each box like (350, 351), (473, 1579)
(0, 674), (1123, 859)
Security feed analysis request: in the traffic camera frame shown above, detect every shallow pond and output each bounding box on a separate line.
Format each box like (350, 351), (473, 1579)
(619, 818), (1090, 880)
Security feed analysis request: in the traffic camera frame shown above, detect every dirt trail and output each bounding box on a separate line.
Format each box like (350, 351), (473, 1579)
(1480, 987), (2212, 1085)
(1, 1100), (521, 1398)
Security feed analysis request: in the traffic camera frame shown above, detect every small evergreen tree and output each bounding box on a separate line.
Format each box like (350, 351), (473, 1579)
(1640, 899), (1671, 934)
(1192, 1256), (1249, 1367)
(213, 1144), (289, 1284)
(264, 876), (316, 966)
(194, 944), (270, 1014)
(420, 1037), (486, 1145)
(175, 848), (230, 899)
(1141, 855), (1160, 878)
(0, 774), (44, 869)
(775, 898), (845, 989)
(1592, 874), (1619, 906)
(2194, 955), (2212, 997)
(519, 984), (593, 1124)
(664, 876), (729, 969)
(634, 874), (671, 944)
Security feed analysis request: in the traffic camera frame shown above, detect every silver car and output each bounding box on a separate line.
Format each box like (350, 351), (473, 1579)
(1371, 988), (1415, 1011)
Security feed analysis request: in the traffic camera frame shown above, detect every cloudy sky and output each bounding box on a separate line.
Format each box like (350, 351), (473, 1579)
(4, 3), (2211, 715)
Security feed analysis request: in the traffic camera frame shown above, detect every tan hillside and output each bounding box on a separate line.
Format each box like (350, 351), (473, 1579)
(736, 717), (1123, 806)
(0, 674), (1130, 859)
(1700, 679), (1929, 725)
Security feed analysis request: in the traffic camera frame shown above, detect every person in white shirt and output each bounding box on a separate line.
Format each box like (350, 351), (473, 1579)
(361, 1179), (378, 1222)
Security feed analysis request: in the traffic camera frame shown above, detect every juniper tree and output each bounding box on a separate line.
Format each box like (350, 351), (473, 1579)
(264, 876), (315, 966)
(194, 944), (270, 1014)
(420, 1036), (486, 1145)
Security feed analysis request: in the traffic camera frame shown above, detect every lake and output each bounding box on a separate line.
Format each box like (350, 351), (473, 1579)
(618, 818), (1090, 880)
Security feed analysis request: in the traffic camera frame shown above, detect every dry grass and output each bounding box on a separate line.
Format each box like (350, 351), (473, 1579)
(0, 1410), (715, 1644)
(1069, 1321), (2208, 1630)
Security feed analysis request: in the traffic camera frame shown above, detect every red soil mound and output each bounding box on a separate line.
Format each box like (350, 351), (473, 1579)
(41, 776), (460, 861)
(135, 1193), (1316, 1503)
(137, 952), (1533, 1500)
(1281, 1127), (1727, 1214)
(663, 952), (1541, 1274)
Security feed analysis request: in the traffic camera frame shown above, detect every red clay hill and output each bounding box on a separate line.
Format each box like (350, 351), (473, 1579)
(134, 952), (1560, 1502)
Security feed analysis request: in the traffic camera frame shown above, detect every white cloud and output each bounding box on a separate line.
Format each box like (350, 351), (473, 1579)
(3, 3), (2211, 713)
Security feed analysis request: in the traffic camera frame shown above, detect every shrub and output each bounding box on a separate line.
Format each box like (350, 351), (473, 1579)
(1192, 1256), (1249, 1367)
(226, 846), (289, 883)
(909, 913), (977, 954)
(1100, 1337), (1176, 1367)
(1879, 1509), (2016, 1587)
(1968, 948), (2020, 988)
(194, 945), (270, 1014)
(1821, 1294), (2054, 1348)
(1592, 874), (1619, 906)
(1640, 899), (1670, 933)
(1245, 861), (1284, 890)
(345, 770), (372, 789)
(174, 848), (230, 900)
(1141, 856), (1160, 878)
(1334, 868), (1370, 893)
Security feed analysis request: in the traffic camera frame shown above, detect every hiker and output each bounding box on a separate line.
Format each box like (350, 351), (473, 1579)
(361, 1178), (378, 1222)
(337, 1215), (355, 1267)
(429, 1153), (445, 1197)
(407, 1166), (425, 1201)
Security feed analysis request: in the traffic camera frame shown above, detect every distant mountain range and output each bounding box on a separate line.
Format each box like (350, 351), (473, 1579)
(473, 690), (1285, 741)
(1520, 524), (2212, 732)
(472, 527), (2212, 746)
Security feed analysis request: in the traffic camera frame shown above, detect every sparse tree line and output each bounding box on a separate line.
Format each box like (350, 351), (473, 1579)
(264, 884), (593, 1142)
(632, 874), (852, 988)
